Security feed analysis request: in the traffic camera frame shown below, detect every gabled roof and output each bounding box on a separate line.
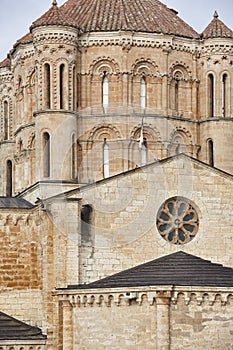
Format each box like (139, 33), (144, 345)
(0, 197), (33, 209)
(72, 251), (233, 289)
(31, 0), (199, 39)
(202, 11), (233, 39)
(0, 311), (46, 340)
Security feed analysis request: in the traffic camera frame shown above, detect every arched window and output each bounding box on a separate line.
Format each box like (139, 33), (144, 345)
(72, 66), (76, 111)
(102, 74), (108, 111)
(81, 205), (93, 244)
(174, 81), (179, 112)
(43, 132), (50, 177)
(44, 63), (51, 109)
(208, 74), (214, 118)
(3, 101), (9, 140)
(222, 73), (227, 118)
(140, 77), (146, 109)
(103, 138), (109, 178)
(59, 64), (65, 109)
(6, 160), (12, 196)
(207, 139), (214, 166)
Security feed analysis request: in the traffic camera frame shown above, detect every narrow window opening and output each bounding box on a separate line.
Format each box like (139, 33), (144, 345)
(81, 205), (93, 245)
(175, 80), (179, 112)
(102, 73), (108, 112)
(60, 64), (65, 109)
(43, 132), (50, 177)
(222, 73), (227, 118)
(4, 101), (9, 140)
(44, 63), (51, 109)
(72, 66), (76, 111)
(6, 160), (12, 196)
(103, 138), (109, 178)
(208, 74), (214, 118)
(140, 77), (146, 110)
(207, 139), (214, 166)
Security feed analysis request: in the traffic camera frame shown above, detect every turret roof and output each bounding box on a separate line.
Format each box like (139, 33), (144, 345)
(31, 0), (199, 39)
(30, 0), (77, 30)
(202, 11), (233, 39)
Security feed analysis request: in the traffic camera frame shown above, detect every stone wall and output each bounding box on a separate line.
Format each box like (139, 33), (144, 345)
(56, 287), (233, 350)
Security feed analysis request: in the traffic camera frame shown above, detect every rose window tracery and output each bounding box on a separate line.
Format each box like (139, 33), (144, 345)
(156, 197), (199, 244)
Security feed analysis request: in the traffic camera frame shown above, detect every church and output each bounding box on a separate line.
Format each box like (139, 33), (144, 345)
(0, 0), (233, 348)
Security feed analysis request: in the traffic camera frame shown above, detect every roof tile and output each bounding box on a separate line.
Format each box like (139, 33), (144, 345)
(202, 11), (233, 39)
(32, 0), (199, 38)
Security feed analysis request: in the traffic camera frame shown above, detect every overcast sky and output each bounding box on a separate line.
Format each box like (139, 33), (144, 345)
(1, 0), (233, 61)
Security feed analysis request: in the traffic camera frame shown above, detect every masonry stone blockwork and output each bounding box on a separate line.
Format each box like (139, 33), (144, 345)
(0, 0), (233, 348)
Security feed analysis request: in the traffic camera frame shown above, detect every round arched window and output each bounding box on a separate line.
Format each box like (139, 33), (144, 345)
(156, 197), (199, 244)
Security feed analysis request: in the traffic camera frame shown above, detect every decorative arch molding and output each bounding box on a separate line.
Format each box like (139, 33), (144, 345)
(89, 56), (120, 76)
(1, 96), (13, 140)
(87, 123), (122, 142)
(169, 61), (192, 80)
(131, 57), (160, 76)
(130, 123), (162, 142)
(169, 126), (193, 145)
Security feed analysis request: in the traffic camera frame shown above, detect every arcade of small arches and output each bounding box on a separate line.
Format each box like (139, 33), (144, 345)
(4, 122), (216, 196)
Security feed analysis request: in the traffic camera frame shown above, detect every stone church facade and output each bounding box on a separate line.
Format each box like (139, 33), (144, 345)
(0, 0), (233, 349)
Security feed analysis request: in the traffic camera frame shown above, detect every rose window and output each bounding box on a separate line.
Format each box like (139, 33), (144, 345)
(156, 197), (199, 244)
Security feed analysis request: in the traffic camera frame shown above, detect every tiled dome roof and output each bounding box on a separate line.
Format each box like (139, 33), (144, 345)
(32, 0), (199, 39)
(30, 0), (77, 30)
(201, 11), (233, 39)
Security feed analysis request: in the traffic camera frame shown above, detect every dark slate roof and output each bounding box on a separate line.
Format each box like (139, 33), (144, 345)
(0, 311), (46, 340)
(202, 11), (233, 39)
(71, 251), (233, 289)
(0, 197), (33, 209)
(31, 0), (199, 39)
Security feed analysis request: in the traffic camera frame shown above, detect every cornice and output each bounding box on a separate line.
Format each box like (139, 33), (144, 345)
(54, 285), (233, 307)
(32, 26), (78, 47)
(77, 32), (199, 53)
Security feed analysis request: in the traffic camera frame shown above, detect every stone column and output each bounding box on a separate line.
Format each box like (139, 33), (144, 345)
(62, 299), (73, 350)
(155, 291), (171, 350)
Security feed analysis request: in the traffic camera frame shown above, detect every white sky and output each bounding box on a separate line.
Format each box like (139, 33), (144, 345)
(0, 0), (233, 61)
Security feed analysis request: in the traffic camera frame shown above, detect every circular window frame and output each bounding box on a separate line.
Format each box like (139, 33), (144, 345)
(156, 196), (199, 245)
